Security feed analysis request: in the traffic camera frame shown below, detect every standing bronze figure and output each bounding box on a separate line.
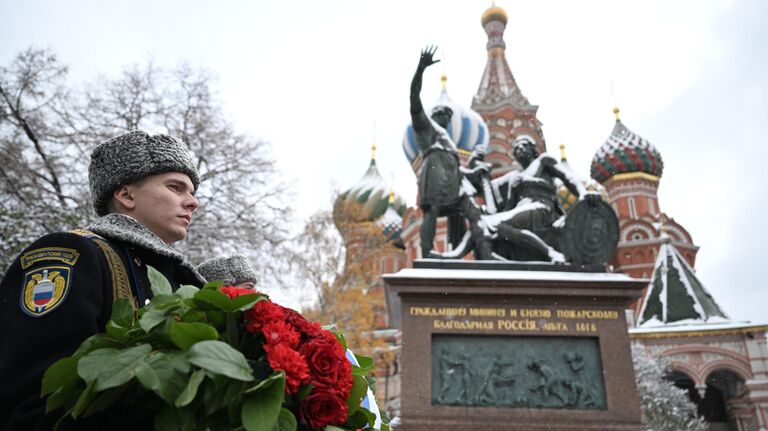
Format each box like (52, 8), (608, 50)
(410, 46), (492, 259)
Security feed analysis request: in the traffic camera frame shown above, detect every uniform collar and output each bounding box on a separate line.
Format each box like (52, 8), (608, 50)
(87, 214), (205, 284)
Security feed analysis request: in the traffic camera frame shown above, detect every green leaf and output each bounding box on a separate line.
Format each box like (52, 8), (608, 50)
(202, 280), (224, 290)
(45, 381), (79, 414)
(241, 374), (285, 431)
(140, 308), (169, 332)
(111, 298), (134, 327)
(42, 356), (78, 396)
(230, 293), (261, 311)
(147, 265), (173, 296)
(134, 359), (159, 392)
(187, 340), (254, 382)
(243, 372), (284, 394)
(333, 332), (347, 350)
(175, 369), (205, 407)
(71, 381), (96, 418)
(352, 354), (375, 374)
(147, 293), (183, 309)
(176, 284), (200, 298)
(276, 408), (297, 431)
(193, 289), (231, 311)
(82, 385), (129, 418)
(73, 333), (122, 356)
(345, 374), (369, 417)
(170, 321), (219, 350)
(221, 380), (247, 407)
(180, 309), (207, 323)
(77, 344), (151, 390)
(323, 426), (346, 431)
(136, 351), (191, 404)
(77, 349), (117, 384)
(344, 407), (375, 430)
(105, 320), (129, 339)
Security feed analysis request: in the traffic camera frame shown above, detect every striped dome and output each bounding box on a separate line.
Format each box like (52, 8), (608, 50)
(379, 203), (404, 248)
(335, 159), (407, 223)
(402, 89), (489, 166)
(591, 117), (664, 183)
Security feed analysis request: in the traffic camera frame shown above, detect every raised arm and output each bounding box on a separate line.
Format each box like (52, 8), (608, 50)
(410, 46), (440, 134)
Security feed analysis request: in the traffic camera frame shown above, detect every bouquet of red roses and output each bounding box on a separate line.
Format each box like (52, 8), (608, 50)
(42, 268), (387, 431)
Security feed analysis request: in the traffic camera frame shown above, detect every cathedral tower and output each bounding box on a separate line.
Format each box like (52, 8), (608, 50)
(472, 3), (546, 177)
(591, 107), (699, 303)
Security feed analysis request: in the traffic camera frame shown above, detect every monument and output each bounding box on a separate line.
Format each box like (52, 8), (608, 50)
(383, 47), (646, 430)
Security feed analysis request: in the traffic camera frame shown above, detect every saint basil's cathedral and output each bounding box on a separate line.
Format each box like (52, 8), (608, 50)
(333, 5), (768, 429)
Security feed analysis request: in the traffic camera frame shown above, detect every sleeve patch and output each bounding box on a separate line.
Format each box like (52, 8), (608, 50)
(20, 266), (72, 317)
(20, 247), (80, 269)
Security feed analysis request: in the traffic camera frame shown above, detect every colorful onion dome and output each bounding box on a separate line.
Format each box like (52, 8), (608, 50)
(481, 3), (508, 26)
(402, 75), (490, 166)
(379, 193), (405, 249)
(590, 107), (664, 183)
(335, 148), (407, 223)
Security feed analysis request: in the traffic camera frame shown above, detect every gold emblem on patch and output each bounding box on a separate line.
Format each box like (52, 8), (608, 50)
(20, 247), (80, 269)
(21, 266), (72, 317)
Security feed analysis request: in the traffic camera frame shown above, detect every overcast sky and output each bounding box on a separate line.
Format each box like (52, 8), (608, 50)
(2, 0), (765, 323)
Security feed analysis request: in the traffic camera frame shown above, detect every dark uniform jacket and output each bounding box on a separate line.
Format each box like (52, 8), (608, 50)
(0, 214), (205, 430)
(416, 122), (461, 209)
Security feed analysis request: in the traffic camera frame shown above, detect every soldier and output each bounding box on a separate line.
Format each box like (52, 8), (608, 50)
(197, 254), (259, 289)
(0, 130), (206, 430)
(410, 46), (493, 260)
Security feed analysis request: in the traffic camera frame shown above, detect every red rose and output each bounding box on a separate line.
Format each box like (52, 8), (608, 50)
(299, 332), (353, 396)
(298, 389), (349, 429)
(264, 343), (310, 394)
(285, 309), (323, 338)
(244, 299), (286, 333)
(261, 320), (300, 348)
(220, 286), (254, 298)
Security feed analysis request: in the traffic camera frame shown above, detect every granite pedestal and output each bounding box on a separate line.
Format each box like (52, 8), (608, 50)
(384, 261), (647, 431)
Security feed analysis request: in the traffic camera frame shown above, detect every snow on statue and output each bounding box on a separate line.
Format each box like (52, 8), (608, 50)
(431, 134), (618, 267)
(409, 45), (494, 260)
(410, 47), (618, 267)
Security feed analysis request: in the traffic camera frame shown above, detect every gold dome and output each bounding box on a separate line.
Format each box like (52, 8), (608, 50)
(482, 4), (508, 26)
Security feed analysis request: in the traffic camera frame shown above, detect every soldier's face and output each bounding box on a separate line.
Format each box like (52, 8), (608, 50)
(124, 172), (199, 244)
(431, 107), (452, 128)
(235, 281), (256, 289)
(513, 143), (536, 167)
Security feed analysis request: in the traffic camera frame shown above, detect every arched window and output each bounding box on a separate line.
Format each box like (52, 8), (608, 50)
(668, 369), (745, 426)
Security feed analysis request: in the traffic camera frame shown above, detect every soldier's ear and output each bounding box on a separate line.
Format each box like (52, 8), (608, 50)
(112, 185), (136, 211)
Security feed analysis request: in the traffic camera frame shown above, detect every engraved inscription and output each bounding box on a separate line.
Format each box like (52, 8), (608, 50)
(413, 305), (618, 334)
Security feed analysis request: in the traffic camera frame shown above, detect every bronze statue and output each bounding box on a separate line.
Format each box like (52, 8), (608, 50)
(410, 47), (617, 266)
(410, 46), (493, 260)
(486, 135), (601, 262)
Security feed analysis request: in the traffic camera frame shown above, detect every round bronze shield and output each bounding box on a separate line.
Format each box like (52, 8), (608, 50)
(562, 200), (619, 267)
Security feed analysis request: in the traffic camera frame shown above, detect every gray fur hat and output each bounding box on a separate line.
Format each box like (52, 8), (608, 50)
(89, 130), (200, 216)
(197, 255), (258, 286)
